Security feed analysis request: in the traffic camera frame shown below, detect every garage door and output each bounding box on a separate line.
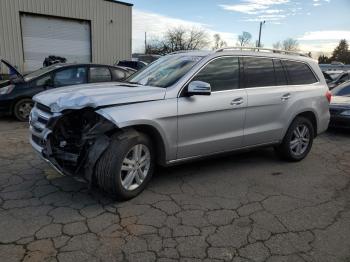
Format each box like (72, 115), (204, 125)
(21, 14), (91, 72)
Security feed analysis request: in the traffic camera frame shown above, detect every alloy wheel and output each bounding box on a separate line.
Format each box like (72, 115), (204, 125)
(18, 102), (33, 120)
(120, 144), (151, 191)
(290, 124), (310, 156)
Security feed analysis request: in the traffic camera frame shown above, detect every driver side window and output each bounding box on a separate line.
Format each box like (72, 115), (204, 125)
(35, 75), (52, 87)
(191, 57), (239, 92)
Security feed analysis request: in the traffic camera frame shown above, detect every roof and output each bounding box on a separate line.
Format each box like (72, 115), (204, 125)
(104, 0), (133, 7)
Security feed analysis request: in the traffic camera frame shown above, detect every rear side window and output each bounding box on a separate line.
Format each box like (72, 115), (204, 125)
(273, 59), (288, 86)
(111, 68), (127, 80)
(89, 67), (112, 83)
(282, 60), (317, 85)
(243, 57), (275, 88)
(54, 67), (87, 87)
(191, 57), (239, 92)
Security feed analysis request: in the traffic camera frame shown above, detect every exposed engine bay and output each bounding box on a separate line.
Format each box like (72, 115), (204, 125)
(36, 108), (117, 184)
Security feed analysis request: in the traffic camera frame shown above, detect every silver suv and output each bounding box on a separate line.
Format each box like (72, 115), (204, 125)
(29, 48), (331, 199)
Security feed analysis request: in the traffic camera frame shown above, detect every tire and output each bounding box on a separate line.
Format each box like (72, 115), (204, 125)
(94, 130), (155, 200)
(14, 98), (34, 122)
(275, 116), (314, 162)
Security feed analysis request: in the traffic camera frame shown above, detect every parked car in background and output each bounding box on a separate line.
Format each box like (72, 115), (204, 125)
(29, 48), (330, 199)
(329, 81), (350, 129)
(0, 59), (136, 121)
(328, 71), (350, 89)
(323, 71), (334, 84)
(132, 54), (161, 64)
(115, 59), (148, 70)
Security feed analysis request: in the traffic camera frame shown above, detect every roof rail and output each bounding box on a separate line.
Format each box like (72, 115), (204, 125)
(168, 50), (204, 55)
(216, 47), (309, 57)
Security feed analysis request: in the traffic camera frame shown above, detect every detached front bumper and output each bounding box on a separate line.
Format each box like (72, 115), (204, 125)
(29, 103), (115, 183)
(29, 103), (64, 175)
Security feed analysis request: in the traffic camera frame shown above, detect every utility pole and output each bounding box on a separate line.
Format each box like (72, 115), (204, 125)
(144, 32), (147, 54)
(257, 21), (265, 48)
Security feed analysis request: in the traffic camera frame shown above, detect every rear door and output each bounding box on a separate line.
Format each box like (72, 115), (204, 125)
(177, 56), (247, 159)
(242, 57), (291, 146)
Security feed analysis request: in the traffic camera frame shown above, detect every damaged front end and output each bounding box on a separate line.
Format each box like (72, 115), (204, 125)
(29, 103), (116, 184)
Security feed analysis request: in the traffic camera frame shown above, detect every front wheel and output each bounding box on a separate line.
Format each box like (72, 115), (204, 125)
(275, 117), (314, 162)
(14, 98), (34, 122)
(94, 130), (155, 200)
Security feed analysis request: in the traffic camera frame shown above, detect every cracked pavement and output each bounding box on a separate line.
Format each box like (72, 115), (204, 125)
(0, 118), (349, 262)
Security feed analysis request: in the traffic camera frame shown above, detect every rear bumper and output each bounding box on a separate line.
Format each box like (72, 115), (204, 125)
(329, 115), (350, 129)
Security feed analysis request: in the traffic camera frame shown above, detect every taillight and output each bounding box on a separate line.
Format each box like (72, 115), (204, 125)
(325, 91), (332, 103)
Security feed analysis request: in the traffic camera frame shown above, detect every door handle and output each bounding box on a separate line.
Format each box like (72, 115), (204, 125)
(231, 97), (244, 106)
(281, 93), (291, 101)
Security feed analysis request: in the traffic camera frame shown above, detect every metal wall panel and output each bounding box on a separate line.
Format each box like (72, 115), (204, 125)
(0, 0), (132, 73)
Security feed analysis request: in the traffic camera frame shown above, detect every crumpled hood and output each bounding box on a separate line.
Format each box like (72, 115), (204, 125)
(330, 96), (350, 107)
(33, 82), (166, 112)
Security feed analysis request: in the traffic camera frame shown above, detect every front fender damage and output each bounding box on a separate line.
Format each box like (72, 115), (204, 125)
(43, 108), (117, 186)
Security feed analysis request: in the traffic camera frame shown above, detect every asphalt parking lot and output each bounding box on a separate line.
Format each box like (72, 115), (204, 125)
(0, 118), (349, 262)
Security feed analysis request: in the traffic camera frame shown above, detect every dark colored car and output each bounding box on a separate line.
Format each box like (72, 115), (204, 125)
(329, 81), (350, 129)
(116, 60), (148, 70)
(132, 54), (161, 64)
(323, 71), (334, 84)
(328, 71), (350, 89)
(0, 60), (136, 121)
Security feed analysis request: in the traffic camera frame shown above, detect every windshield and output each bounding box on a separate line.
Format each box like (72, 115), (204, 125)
(126, 55), (204, 88)
(24, 64), (62, 81)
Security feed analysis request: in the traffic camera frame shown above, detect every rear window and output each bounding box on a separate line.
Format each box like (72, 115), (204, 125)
(332, 81), (350, 96)
(282, 60), (317, 85)
(243, 57), (275, 88)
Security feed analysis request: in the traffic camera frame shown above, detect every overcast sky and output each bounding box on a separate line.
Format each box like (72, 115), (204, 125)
(129, 0), (350, 55)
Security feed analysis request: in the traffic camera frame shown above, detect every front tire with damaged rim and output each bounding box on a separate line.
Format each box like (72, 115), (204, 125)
(94, 130), (155, 200)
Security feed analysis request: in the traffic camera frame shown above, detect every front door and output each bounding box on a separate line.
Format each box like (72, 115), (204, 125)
(177, 56), (247, 159)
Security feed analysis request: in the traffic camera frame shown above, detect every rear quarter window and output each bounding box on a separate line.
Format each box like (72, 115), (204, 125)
(282, 60), (317, 85)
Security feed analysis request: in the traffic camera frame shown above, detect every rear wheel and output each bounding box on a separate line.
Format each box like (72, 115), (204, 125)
(14, 98), (33, 122)
(94, 130), (155, 200)
(275, 117), (314, 162)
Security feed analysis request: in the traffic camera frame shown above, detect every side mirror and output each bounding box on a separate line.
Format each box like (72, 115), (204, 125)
(187, 81), (211, 96)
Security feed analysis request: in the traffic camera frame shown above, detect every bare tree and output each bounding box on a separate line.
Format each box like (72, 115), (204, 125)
(213, 34), (227, 50)
(282, 38), (299, 51)
(145, 27), (209, 55)
(273, 41), (282, 50)
(237, 31), (252, 47)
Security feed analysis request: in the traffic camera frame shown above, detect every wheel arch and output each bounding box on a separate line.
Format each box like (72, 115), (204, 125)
(285, 110), (318, 138)
(128, 124), (167, 166)
(12, 96), (33, 113)
(96, 110), (171, 166)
